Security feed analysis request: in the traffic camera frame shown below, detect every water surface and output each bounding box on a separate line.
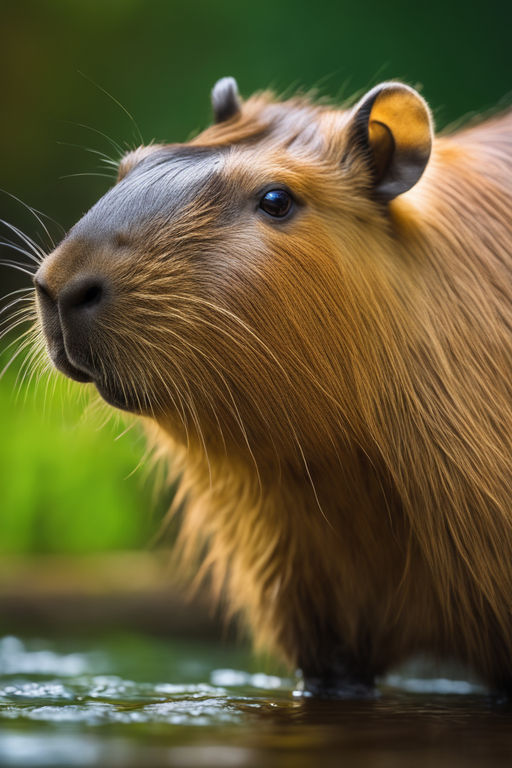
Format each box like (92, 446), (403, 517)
(0, 634), (510, 767)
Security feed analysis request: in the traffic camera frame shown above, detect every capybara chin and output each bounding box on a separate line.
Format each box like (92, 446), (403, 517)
(32, 76), (512, 696)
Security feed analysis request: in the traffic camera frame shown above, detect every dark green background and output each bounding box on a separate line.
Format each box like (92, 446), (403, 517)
(0, 0), (510, 553)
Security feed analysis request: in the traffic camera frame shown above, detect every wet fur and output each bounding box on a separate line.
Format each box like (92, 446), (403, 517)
(37, 90), (512, 692)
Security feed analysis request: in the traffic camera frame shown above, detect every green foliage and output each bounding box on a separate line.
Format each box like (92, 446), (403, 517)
(0, 367), (165, 554)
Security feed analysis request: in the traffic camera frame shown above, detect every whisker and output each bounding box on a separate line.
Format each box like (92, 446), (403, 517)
(18, 344), (46, 401)
(0, 220), (46, 261)
(0, 317), (37, 344)
(59, 172), (116, 181)
(114, 421), (138, 441)
(0, 288), (34, 314)
(0, 239), (41, 265)
(0, 286), (33, 300)
(0, 322), (36, 350)
(0, 187), (62, 247)
(100, 158), (121, 169)
(23, 359), (52, 406)
(0, 320), (34, 345)
(56, 140), (118, 166)
(63, 121), (124, 156)
(14, 335), (42, 397)
(0, 261), (36, 277)
(0, 301), (35, 328)
(0, 333), (36, 378)
(78, 70), (144, 147)
(0, 299), (36, 322)
(42, 360), (56, 416)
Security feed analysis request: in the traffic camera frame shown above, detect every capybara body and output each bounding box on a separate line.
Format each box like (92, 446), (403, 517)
(33, 78), (512, 695)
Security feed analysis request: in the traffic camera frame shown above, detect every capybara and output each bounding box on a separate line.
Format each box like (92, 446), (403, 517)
(31, 77), (512, 696)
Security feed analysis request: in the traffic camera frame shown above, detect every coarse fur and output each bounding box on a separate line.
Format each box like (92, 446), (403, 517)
(30, 80), (512, 695)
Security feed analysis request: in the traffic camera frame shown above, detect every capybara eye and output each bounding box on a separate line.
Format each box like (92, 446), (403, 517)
(259, 189), (293, 218)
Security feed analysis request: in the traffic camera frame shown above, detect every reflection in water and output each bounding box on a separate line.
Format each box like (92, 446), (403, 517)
(0, 635), (511, 767)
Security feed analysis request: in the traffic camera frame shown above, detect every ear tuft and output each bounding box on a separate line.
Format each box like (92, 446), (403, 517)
(211, 77), (241, 123)
(348, 82), (433, 201)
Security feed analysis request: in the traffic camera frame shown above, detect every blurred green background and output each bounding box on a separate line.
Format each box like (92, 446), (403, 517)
(1, 0), (510, 555)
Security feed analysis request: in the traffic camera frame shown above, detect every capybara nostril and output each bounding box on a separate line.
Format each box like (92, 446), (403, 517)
(58, 276), (107, 317)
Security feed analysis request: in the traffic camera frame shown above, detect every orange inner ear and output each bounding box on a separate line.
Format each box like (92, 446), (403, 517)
(368, 120), (395, 183)
(349, 82), (433, 201)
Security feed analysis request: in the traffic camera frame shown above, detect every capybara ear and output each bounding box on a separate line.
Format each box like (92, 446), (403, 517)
(211, 76), (242, 123)
(346, 82), (433, 201)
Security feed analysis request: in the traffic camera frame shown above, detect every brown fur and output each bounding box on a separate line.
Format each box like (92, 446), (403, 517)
(34, 85), (512, 691)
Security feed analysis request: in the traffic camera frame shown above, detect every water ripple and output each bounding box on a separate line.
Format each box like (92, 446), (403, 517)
(0, 635), (507, 768)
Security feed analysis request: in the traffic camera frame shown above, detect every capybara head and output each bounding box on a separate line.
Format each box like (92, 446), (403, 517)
(34, 78), (432, 464)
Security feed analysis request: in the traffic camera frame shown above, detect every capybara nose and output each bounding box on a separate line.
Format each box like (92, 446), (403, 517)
(56, 276), (109, 342)
(58, 276), (106, 318)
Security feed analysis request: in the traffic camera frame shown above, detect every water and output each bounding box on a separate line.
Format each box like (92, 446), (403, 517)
(0, 634), (511, 767)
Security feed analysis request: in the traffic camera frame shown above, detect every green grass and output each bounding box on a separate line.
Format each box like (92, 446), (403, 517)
(0, 365), (168, 554)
